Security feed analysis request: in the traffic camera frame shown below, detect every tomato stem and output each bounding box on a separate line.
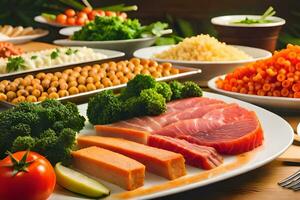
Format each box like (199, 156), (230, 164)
(4, 151), (35, 176)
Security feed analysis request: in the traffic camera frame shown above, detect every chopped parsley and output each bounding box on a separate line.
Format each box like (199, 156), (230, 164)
(6, 57), (28, 72)
(31, 55), (37, 60)
(65, 48), (79, 55)
(50, 50), (59, 59)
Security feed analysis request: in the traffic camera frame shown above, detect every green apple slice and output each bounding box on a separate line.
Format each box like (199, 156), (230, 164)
(55, 162), (110, 198)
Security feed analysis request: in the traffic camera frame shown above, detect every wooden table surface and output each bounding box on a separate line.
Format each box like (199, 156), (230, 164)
(11, 42), (300, 200)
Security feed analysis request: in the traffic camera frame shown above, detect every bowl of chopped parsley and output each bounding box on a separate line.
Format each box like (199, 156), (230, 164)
(211, 7), (285, 52)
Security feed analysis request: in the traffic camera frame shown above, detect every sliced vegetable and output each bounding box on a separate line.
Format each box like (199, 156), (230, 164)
(233, 6), (276, 24)
(55, 162), (110, 198)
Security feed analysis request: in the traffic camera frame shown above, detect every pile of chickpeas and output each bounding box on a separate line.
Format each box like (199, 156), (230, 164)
(0, 58), (180, 104)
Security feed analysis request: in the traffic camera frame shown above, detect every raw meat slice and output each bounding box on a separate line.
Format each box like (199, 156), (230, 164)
(148, 135), (223, 169)
(153, 106), (263, 154)
(77, 136), (186, 180)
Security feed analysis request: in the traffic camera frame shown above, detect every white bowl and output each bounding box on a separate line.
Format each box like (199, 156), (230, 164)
(133, 45), (272, 86)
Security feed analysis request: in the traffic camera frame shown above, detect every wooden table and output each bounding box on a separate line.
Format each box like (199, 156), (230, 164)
(157, 96), (300, 200)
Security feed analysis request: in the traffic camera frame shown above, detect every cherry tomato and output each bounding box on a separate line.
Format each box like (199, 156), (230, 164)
(96, 10), (105, 16)
(118, 12), (127, 20)
(0, 151), (56, 200)
(56, 14), (67, 24)
(65, 9), (76, 17)
(66, 17), (76, 25)
(105, 11), (116, 17)
(82, 7), (92, 14)
(77, 12), (88, 19)
(76, 17), (86, 26)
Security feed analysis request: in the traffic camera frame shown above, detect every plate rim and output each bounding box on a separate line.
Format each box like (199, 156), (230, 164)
(0, 30), (49, 43)
(133, 44), (272, 65)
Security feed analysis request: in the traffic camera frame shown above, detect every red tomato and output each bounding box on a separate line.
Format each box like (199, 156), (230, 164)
(118, 12), (128, 20)
(0, 151), (56, 200)
(82, 7), (92, 14)
(105, 11), (116, 17)
(66, 17), (76, 25)
(56, 14), (67, 24)
(77, 12), (88, 19)
(96, 10), (105, 16)
(65, 9), (76, 17)
(76, 17), (86, 26)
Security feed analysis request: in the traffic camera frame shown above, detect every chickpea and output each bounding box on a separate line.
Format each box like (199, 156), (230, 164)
(86, 77), (94, 84)
(68, 81), (78, 88)
(162, 70), (171, 76)
(12, 96), (25, 104)
(50, 80), (59, 88)
(170, 68), (179, 74)
(68, 86), (79, 95)
(18, 85), (25, 90)
(98, 70), (106, 79)
(72, 71), (80, 78)
(54, 72), (62, 78)
(120, 76), (129, 84)
(141, 69), (150, 75)
(63, 69), (73, 75)
(58, 90), (69, 97)
(0, 93), (7, 101)
(149, 60), (158, 67)
(61, 73), (69, 80)
(116, 71), (124, 78)
(67, 76), (76, 82)
(126, 73), (134, 80)
(42, 79), (51, 89)
(162, 62), (172, 70)
(51, 76), (59, 82)
(130, 58), (140, 66)
(1, 80), (9, 86)
(58, 78), (66, 84)
(148, 67), (157, 73)
(6, 83), (18, 92)
(123, 66), (130, 74)
(112, 79), (121, 86)
(108, 62), (117, 71)
(48, 92), (59, 99)
(47, 87), (57, 94)
(101, 78), (112, 87)
(25, 85), (34, 94)
(107, 71), (115, 78)
(77, 76), (86, 85)
(151, 71), (162, 78)
(95, 82), (104, 89)
(93, 64), (101, 71)
(127, 62), (135, 72)
(101, 63), (109, 71)
(26, 95), (37, 102)
(83, 65), (92, 71)
(59, 82), (69, 90)
(38, 96), (47, 102)
(31, 78), (41, 85)
(92, 75), (101, 83)
(13, 78), (23, 85)
(0, 84), (5, 93)
(45, 73), (54, 79)
(32, 89), (41, 98)
(86, 83), (96, 91)
(78, 84), (87, 93)
(89, 68), (98, 75)
(80, 70), (88, 77)
(140, 59), (150, 66)
(33, 84), (44, 92)
(20, 79), (30, 87)
(109, 74), (118, 82)
(35, 72), (46, 80)
(41, 92), (48, 97)
(17, 89), (29, 97)
(73, 66), (82, 72)
(117, 61), (126, 71)
(25, 74), (34, 80)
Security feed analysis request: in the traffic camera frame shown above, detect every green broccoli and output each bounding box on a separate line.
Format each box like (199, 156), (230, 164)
(181, 81), (203, 98)
(0, 99), (85, 165)
(169, 80), (184, 100)
(120, 74), (157, 100)
(122, 96), (146, 117)
(87, 90), (123, 125)
(155, 82), (172, 102)
(140, 88), (166, 115)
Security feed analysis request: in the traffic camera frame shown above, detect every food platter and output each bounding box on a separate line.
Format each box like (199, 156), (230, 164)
(34, 16), (72, 27)
(49, 91), (294, 200)
(208, 75), (300, 110)
(54, 37), (158, 55)
(133, 45), (272, 86)
(0, 30), (49, 44)
(0, 49), (125, 79)
(0, 65), (201, 107)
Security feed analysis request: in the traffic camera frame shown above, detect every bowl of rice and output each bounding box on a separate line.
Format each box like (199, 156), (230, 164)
(133, 34), (272, 86)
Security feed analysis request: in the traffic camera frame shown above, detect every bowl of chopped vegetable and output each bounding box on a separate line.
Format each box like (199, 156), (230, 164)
(55, 16), (171, 55)
(211, 7), (285, 52)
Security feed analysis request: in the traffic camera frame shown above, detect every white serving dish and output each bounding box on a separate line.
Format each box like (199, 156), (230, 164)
(0, 30), (49, 44)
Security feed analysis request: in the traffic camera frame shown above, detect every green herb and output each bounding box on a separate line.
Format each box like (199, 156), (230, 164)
(50, 50), (59, 59)
(65, 48), (78, 55)
(101, 4), (138, 12)
(31, 55), (37, 60)
(6, 57), (28, 72)
(41, 13), (56, 21)
(232, 6), (276, 24)
(72, 16), (169, 41)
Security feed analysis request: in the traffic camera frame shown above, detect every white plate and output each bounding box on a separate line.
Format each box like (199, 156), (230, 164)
(50, 92), (293, 200)
(34, 16), (76, 27)
(54, 37), (157, 55)
(0, 30), (49, 44)
(208, 75), (300, 110)
(0, 49), (124, 78)
(297, 123), (300, 136)
(133, 45), (272, 86)
(59, 26), (82, 36)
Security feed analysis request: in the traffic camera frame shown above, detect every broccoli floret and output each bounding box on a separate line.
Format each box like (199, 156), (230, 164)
(140, 89), (166, 115)
(11, 123), (31, 136)
(35, 129), (58, 151)
(122, 96), (146, 117)
(169, 80), (184, 100)
(155, 82), (172, 102)
(120, 74), (157, 100)
(11, 136), (36, 152)
(181, 81), (203, 98)
(87, 90), (123, 125)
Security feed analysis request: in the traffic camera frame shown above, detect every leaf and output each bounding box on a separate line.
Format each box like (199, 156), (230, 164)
(176, 18), (194, 37)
